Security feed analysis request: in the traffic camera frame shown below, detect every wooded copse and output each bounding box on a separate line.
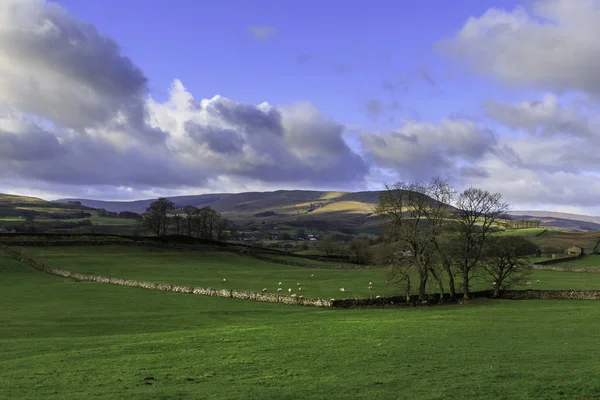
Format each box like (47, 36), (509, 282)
(141, 198), (229, 240)
(375, 178), (539, 301)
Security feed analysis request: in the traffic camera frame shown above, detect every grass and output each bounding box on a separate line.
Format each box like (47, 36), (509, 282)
(549, 254), (600, 269)
(265, 254), (345, 265)
(15, 246), (392, 299)
(15, 245), (600, 298)
(494, 228), (548, 237)
(4, 252), (600, 399)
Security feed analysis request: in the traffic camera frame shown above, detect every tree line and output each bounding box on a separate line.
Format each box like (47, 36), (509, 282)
(141, 198), (229, 240)
(374, 178), (538, 301)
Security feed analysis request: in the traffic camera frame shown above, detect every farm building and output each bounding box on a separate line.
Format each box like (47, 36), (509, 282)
(567, 246), (585, 256)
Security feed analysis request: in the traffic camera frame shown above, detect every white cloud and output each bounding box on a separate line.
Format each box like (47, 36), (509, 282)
(439, 0), (600, 95)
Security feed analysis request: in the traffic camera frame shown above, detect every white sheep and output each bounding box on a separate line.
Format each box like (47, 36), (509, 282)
(298, 287), (302, 292)
(222, 278), (227, 282)
(277, 287), (282, 292)
(311, 274), (314, 277)
(536, 279), (540, 283)
(526, 282), (532, 285)
(340, 288), (345, 292)
(278, 281), (282, 286)
(262, 288), (268, 292)
(296, 282), (301, 286)
(288, 288), (292, 293)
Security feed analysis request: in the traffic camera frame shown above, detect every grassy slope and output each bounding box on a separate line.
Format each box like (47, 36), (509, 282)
(16, 245), (600, 297)
(549, 254), (600, 269)
(4, 252), (600, 399)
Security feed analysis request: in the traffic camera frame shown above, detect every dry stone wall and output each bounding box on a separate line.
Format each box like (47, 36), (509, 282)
(0, 243), (333, 308)
(5, 242), (600, 309)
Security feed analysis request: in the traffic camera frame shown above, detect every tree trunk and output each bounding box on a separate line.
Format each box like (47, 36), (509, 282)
(418, 269), (428, 300)
(462, 267), (470, 299)
(429, 268), (445, 301)
(443, 264), (456, 300)
(493, 286), (500, 298)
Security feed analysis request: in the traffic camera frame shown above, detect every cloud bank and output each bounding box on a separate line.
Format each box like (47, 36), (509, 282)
(3, 0), (600, 215)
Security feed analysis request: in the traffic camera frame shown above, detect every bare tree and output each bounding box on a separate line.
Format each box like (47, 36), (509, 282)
(318, 235), (336, 256)
(376, 181), (442, 300)
(172, 207), (183, 235)
(420, 177), (457, 299)
(453, 188), (509, 299)
(347, 237), (371, 264)
(183, 206), (197, 236)
(482, 236), (538, 297)
(142, 198), (175, 236)
(373, 242), (415, 303)
(215, 215), (229, 241)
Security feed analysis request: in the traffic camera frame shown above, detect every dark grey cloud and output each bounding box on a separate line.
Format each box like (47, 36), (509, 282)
(208, 97), (284, 136)
(365, 100), (383, 118)
(0, 0), (159, 144)
(185, 122), (244, 154)
(415, 68), (437, 87)
(297, 54), (317, 64)
(459, 165), (489, 178)
(332, 64), (351, 74)
(361, 118), (497, 182)
(247, 25), (278, 40)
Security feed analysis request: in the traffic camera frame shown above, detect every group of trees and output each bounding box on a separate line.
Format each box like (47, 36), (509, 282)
(374, 178), (538, 301)
(141, 198), (229, 240)
(97, 209), (141, 220)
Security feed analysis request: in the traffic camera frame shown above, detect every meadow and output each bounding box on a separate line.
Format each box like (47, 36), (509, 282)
(15, 245), (600, 299)
(4, 251), (600, 399)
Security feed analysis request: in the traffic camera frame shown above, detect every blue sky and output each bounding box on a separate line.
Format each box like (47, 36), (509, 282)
(56, 0), (521, 130)
(3, 0), (600, 214)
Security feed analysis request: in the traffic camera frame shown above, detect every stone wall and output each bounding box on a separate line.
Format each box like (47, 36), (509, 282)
(500, 289), (600, 300)
(5, 242), (600, 309)
(0, 243), (333, 308)
(530, 264), (600, 274)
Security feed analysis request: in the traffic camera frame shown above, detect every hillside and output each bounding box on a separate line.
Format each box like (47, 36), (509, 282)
(0, 193), (93, 217)
(507, 211), (600, 232)
(56, 190), (385, 231)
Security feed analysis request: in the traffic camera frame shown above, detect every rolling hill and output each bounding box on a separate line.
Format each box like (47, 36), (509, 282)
(507, 211), (600, 232)
(56, 190), (385, 232)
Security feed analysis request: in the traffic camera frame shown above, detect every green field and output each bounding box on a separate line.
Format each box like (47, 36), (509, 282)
(265, 254), (345, 266)
(15, 245), (600, 298)
(16, 246), (390, 299)
(550, 254), (600, 269)
(4, 251), (600, 399)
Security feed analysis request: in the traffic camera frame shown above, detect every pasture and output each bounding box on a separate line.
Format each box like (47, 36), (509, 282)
(3, 250), (600, 399)
(14, 245), (600, 298)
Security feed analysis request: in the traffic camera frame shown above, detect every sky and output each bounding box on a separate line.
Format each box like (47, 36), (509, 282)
(2, 0), (600, 215)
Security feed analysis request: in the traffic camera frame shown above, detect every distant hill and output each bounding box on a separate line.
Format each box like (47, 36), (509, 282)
(56, 190), (385, 231)
(0, 193), (93, 217)
(507, 210), (600, 232)
(41, 191), (600, 233)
